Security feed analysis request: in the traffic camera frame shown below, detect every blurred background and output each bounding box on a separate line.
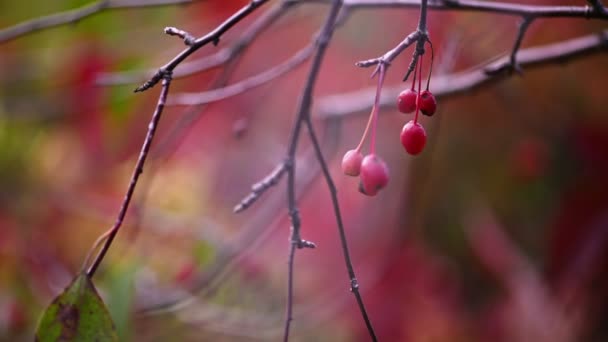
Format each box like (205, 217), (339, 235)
(1, 0), (607, 341)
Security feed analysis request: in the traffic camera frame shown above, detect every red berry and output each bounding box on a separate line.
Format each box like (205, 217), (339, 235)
(418, 90), (437, 116)
(341, 149), (363, 176)
(400, 120), (427, 155)
(359, 154), (389, 196)
(397, 89), (417, 114)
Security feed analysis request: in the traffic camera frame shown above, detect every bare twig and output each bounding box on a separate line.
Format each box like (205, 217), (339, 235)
(164, 26), (196, 46)
(349, 0), (607, 73)
(97, 1), (292, 85)
(95, 0), (608, 86)
(234, 163), (288, 213)
(169, 43), (315, 106)
(318, 30), (608, 118)
(507, 16), (533, 74)
(341, 0), (608, 19)
(0, 0), (192, 43)
(87, 72), (173, 277)
(85, 1), (272, 277)
(134, 0), (270, 92)
(282, 0), (345, 340)
(355, 31), (420, 68)
(304, 116), (378, 341)
(355, 0), (431, 83)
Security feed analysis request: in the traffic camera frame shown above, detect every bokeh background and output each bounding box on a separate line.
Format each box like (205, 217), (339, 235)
(1, 0), (607, 341)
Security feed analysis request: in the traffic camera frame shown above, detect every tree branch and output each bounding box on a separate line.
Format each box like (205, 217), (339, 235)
(341, 0), (608, 19)
(282, 0), (345, 340)
(87, 72), (172, 277)
(317, 30), (608, 118)
(169, 43), (315, 106)
(97, 1), (292, 85)
(304, 116), (378, 341)
(0, 0), (193, 43)
(134, 0), (270, 92)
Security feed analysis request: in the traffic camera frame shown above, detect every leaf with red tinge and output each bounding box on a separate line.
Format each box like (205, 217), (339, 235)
(35, 273), (118, 342)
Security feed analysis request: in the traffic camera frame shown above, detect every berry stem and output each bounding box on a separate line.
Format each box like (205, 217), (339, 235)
(355, 107), (374, 152)
(414, 55), (423, 124)
(426, 39), (434, 91)
(369, 63), (386, 154)
(410, 56), (418, 90)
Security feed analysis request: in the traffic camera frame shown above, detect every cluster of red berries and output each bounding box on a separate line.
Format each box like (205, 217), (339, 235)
(341, 49), (438, 197)
(342, 150), (389, 196)
(340, 63), (390, 196)
(397, 54), (437, 156)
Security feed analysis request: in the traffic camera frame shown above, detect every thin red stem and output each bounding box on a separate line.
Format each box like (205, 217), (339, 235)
(410, 56), (418, 90)
(414, 55), (423, 124)
(355, 109), (374, 152)
(369, 63), (386, 154)
(426, 39), (434, 91)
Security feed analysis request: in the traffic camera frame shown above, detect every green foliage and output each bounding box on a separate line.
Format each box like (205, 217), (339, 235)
(36, 273), (118, 342)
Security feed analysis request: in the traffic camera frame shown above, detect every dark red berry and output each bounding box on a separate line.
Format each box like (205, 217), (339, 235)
(359, 154), (389, 196)
(341, 149), (363, 176)
(418, 90), (437, 116)
(397, 89), (417, 114)
(400, 120), (427, 155)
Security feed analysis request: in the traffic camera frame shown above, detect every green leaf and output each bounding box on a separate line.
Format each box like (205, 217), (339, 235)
(36, 273), (118, 342)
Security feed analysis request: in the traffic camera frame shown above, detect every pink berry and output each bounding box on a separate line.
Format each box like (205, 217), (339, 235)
(341, 149), (363, 176)
(418, 90), (437, 116)
(397, 89), (417, 114)
(400, 120), (427, 155)
(359, 154), (389, 196)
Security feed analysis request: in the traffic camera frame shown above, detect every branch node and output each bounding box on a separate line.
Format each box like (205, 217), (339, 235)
(233, 162), (287, 213)
(350, 278), (360, 291)
(298, 239), (316, 249)
(135, 70), (165, 92)
(164, 26), (196, 46)
(370, 60), (390, 78)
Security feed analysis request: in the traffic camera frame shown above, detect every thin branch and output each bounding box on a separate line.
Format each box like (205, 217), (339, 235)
(166, 3), (354, 107)
(341, 0), (608, 19)
(0, 0), (192, 43)
(97, 1), (292, 85)
(503, 16), (533, 75)
(304, 116), (378, 341)
(356, 0), (430, 83)
(164, 26), (196, 46)
(135, 0), (270, 92)
(234, 163), (288, 213)
(318, 29), (608, 118)
(87, 72), (173, 278)
(95, 0), (608, 86)
(169, 43), (315, 106)
(342, 0), (608, 72)
(282, 0), (344, 340)
(355, 31), (420, 68)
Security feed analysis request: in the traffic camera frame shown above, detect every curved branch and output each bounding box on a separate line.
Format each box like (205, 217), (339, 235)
(135, 0), (270, 92)
(0, 0), (193, 43)
(169, 43), (315, 106)
(317, 30), (608, 118)
(341, 0), (608, 19)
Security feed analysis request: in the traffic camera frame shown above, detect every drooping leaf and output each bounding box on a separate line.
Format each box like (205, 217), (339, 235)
(35, 272), (118, 342)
